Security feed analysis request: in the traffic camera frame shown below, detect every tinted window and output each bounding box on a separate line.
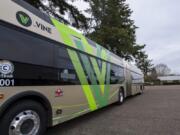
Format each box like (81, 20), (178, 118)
(55, 47), (80, 84)
(110, 65), (124, 84)
(13, 62), (58, 86)
(12, 61), (80, 86)
(131, 72), (143, 80)
(131, 72), (143, 84)
(0, 25), (54, 67)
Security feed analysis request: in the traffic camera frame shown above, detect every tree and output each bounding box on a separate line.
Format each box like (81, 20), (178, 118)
(134, 49), (153, 76)
(155, 64), (171, 76)
(25, 0), (151, 67)
(85, 0), (144, 61)
(150, 68), (158, 80)
(24, 0), (89, 30)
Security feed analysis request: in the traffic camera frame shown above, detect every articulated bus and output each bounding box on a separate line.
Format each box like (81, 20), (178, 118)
(0, 0), (144, 134)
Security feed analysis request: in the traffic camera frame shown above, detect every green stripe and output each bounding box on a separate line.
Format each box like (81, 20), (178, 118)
(80, 53), (97, 84)
(51, 18), (93, 54)
(90, 57), (106, 94)
(67, 49), (97, 111)
(80, 53), (106, 107)
(51, 18), (75, 47)
(51, 17), (112, 110)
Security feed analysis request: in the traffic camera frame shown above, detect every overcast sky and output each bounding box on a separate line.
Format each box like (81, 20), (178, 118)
(73, 0), (180, 73)
(127, 0), (180, 74)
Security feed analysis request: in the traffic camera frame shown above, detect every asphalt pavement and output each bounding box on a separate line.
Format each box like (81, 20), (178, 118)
(46, 85), (180, 135)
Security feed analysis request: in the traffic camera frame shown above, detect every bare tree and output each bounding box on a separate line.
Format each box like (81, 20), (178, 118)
(155, 64), (171, 76)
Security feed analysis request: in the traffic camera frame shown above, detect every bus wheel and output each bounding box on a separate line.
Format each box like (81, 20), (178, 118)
(117, 89), (124, 105)
(0, 100), (47, 135)
(139, 85), (144, 95)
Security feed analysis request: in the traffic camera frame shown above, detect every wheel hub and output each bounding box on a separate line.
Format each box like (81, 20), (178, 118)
(9, 110), (40, 135)
(120, 92), (124, 102)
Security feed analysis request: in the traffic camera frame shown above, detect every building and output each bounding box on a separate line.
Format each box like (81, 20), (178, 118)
(158, 76), (180, 85)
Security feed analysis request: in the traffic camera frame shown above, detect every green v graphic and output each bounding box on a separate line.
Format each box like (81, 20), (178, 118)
(67, 36), (111, 110)
(68, 49), (97, 111)
(68, 49), (111, 110)
(80, 53), (111, 108)
(90, 57), (106, 94)
(19, 14), (29, 24)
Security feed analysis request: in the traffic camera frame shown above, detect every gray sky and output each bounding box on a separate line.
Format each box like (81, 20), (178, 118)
(127, 0), (180, 74)
(73, 0), (180, 73)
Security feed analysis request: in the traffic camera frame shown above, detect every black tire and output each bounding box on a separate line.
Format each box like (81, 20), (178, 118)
(139, 85), (144, 95)
(0, 100), (47, 135)
(117, 89), (124, 105)
(139, 90), (143, 95)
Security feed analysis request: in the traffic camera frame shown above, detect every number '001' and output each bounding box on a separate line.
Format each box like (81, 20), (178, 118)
(0, 79), (14, 87)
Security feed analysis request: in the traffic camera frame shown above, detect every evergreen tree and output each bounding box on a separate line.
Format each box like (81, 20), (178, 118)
(24, 0), (89, 30)
(86, 0), (142, 61)
(135, 50), (153, 76)
(25, 0), (153, 74)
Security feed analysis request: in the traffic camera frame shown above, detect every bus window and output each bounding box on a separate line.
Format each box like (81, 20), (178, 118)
(110, 65), (124, 84)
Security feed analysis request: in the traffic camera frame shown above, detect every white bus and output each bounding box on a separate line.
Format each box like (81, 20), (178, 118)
(0, 0), (144, 134)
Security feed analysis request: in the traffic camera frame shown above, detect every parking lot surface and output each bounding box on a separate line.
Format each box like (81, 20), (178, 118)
(46, 85), (180, 135)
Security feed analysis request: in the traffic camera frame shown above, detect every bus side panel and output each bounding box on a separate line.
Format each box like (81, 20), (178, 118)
(125, 68), (132, 96)
(0, 0), (62, 43)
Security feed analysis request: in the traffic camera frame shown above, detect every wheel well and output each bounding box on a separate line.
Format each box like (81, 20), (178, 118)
(0, 91), (52, 127)
(140, 85), (144, 90)
(120, 87), (125, 97)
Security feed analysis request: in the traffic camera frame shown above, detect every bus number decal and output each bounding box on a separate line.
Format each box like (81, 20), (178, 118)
(0, 79), (14, 87)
